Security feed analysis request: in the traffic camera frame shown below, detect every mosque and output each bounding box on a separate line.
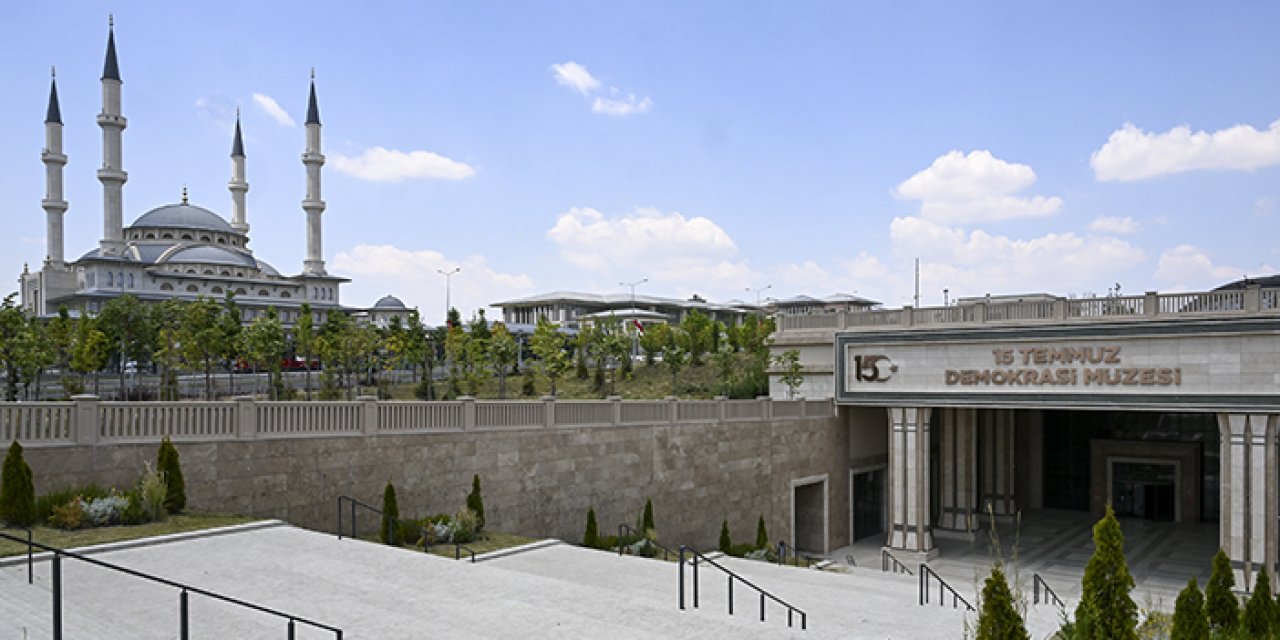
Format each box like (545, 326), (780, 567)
(16, 21), (408, 327)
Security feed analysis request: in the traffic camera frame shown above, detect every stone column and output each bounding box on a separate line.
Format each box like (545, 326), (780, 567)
(937, 408), (977, 531)
(886, 407), (934, 553)
(1219, 413), (1279, 590)
(980, 409), (1017, 516)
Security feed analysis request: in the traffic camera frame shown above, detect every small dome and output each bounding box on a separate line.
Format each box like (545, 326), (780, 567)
(130, 203), (235, 233)
(374, 295), (406, 309)
(166, 246), (258, 268)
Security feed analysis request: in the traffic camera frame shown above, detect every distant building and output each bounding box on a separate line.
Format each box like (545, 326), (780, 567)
(493, 291), (757, 330)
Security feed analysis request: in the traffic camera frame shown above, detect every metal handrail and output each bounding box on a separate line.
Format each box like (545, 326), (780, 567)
(1033, 573), (1063, 607)
(338, 495), (483, 562)
(0, 530), (342, 639)
(777, 542), (817, 568)
(919, 564), (974, 611)
(617, 523), (673, 561)
(881, 549), (913, 575)
(454, 543), (477, 563)
(2, 526), (35, 584)
(679, 545), (807, 630)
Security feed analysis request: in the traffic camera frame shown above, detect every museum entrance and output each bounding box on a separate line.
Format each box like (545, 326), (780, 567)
(851, 468), (886, 541)
(1112, 461), (1177, 521)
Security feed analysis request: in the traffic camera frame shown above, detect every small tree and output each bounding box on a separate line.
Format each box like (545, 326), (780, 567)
(380, 482), (400, 545)
(756, 515), (769, 550)
(1075, 503), (1137, 640)
(467, 474), (485, 532)
(1243, 569), (1278, 637)
(719, 519), (732, 553)
(156, 437), (186, 513)
(642, 497), (655, 535)
(583, 507), (599, 548)
(0, 441), (36, 526)
(775, 349), (804, 398)
(1171, 577), (1208, 640)
(1206, 548), (1239, 632)
(975, 564), (1030, 640)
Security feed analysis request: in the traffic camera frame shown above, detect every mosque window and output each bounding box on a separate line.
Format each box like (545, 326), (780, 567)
(127, 274), (134, 288)
(145, 233), (155, 240)
(186, 285), (198, 293)
(106, 271), (113, 287)
(237, 272), (245, 278)
(217, 238), (226, 244)
(280, 291), (291, 299)
(258, 289), (270, 297)
(160, 283), (173, 291)
(203, 269), (213, 275)
(199, 235), (210, 242)
(181, 234), (193, 240)
(211, 286), (223, 294)
(221, 270), (231, 276)
(162, 233), (173, 239)
(186, 269), (196, 274)
(236, 288), (247, 296)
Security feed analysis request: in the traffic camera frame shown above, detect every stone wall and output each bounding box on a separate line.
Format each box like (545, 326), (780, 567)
(23, 415), (847, 552)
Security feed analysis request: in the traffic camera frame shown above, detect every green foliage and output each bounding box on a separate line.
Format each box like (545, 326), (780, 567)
(156, 437), (186, 513)
(1243, 569), (1278, 637)
(380, 482), (401, 545)
(1171, 577), (1209, 640)
(467, 474), (485, 531)
(583, 507), (599, 548)
(0, 440), (37, 526)
(975, 564), (1030, 640)
(49, 496), (86, 530)
(774, 349), (804, 398)
(725, 542), (758, 558)
(36, 483), (109, 524)
(719, 519), (732, 552)
(1206, 548), (1240, 632)
(756, 515), (769, 549)
(180, 297), (226, 400)
(520, 375), (536, 397)
(531, 317), (571, 396)
(0, 294), (37, 401)
(642, 497), (655, 534)
(136, 462), (168, 523)
(452, 506), (478, 544)
(488, 323), (518, 399)
(1075, 504), (1137, 640)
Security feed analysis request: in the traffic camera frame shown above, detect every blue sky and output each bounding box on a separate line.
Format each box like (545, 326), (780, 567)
(4, 2), (1279, 324)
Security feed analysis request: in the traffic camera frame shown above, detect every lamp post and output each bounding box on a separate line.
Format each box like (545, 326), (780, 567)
(746, 284), (772, 306)
(437, 267), (460, 327)
(620, 278), (648, 358)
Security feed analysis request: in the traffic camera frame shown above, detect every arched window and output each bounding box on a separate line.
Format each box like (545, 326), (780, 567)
(144, 232), (156, 240)
(200, 235), (211, 242)
(236, 272), (245, 278)
(186, 285), (198, 293)
(127, 273), (134, 288)
(280, 291), (291, 299)
(160, 283), (174, 291)
(162, 233), (173, 239)
(258, 289), (270, 297)
(211, 286), (223, 294)
(217, 237), (226, 244)
(105, 271), (113, 287)
(203, 269), (213, 275)
(236, 288), (247, 296)
(186, 269), (196, 274)
(181, 233), (193, 240)
(220, 270), (231, 276)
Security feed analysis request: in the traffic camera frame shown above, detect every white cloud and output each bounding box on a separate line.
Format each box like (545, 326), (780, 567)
(550, 62), (601, 95)
(1255, 196), (1277, 218)
(252, 93), (296, 128)
(332, 244), (534, 324)
(888, 216), (1145, 300)
(546, 207), (752, 290)
(592, 94), (653, 116)
(774, 254), (890, 302)
(331, 147), (475, 182)
(894, 150), (1062, 224)
(194, 96), (236, 133)
(1087, 216), (1140, 234)
(1091, 120), (1280, 182)
(1152, 245), (1270, 291)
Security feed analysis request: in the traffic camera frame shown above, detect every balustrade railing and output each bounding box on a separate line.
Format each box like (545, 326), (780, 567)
(0, 403), (74, 443)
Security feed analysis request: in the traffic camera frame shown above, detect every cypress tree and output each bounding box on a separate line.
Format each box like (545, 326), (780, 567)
(1243, 569), (1278, 637)
(756, 515), (768, 550)
(719, 519), (732, 553)
(1206, 548), (1239, 632)
(1170, 577), (1208, 640)
(975, 564), (1030, 640)
(583, 507), (599, 548)
(380, 481), (400, 545)
(642, 497), (655, 535)
(1075, 504), (1137, 640)
(466, 474), (485, 532)
(0, 441), (36, 527)
(156, 437), (186, 513)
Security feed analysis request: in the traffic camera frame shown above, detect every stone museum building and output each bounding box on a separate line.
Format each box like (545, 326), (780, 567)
(771, 280), (1280, 586)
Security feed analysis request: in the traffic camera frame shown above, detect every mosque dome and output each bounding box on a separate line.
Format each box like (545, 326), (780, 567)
(130, 202), (235, 233)
(374, 294), (406, 309)
(165, 245), (259, 268)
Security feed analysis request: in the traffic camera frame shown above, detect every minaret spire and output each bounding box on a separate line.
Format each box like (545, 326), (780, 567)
(301, 71), (327, 275)
(229, 109), (250, 234)
(97, 16), (128, 256)
(43, 66), (69, 265)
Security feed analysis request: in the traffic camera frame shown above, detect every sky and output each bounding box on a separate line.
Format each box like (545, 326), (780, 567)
(3, 2), (1279, 325)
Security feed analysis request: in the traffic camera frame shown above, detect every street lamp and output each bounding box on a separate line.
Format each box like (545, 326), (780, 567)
(746, 284), (772, 306)
(437, 267), (460, 327)
(620, 278), (648, 358)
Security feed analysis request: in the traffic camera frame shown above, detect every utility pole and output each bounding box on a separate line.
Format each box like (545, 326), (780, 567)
(437, 267), (460, 327)
(620, 278), (648, 358)
(746, 284), (772, 306)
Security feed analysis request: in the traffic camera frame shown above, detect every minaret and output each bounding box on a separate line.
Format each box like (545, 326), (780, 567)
(97, 16), (128, 256)
(229, 110), (250, 234)
(301, 70), (326, 275)
(43, 67), (68, 266)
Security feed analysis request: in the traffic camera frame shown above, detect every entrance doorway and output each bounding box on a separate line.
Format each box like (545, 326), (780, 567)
(850, 468), (886, 542)
(791, 475), (828, 554)
(1111, 460), (1178, 522)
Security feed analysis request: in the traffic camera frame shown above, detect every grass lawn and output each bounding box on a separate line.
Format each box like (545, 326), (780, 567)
(0, 513), (260, 558)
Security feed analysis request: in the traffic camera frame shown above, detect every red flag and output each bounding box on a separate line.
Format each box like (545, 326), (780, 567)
(633, 319), (644, 333)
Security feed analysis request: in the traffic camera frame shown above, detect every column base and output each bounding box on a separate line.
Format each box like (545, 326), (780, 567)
(882, 546), (939, 563)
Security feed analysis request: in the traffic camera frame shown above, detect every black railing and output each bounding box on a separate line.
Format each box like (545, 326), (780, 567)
(919, 564), (974, 611)
(678, 545), (807, 630)
(1033, 573), (1063, 607)
(617, 523), (673, 561)
(0, 530), (342, 640)
(337, 495), (480, 562)
(776, 542), (817, 568)
(881, 549), (913, 575)
(454, 543), (477, 563)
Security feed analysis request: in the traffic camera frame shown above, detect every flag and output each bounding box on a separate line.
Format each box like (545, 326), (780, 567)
(633, 319), (644, 333)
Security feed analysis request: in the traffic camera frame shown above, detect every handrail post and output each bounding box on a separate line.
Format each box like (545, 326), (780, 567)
(728, 575), (734, 615)
(180, 589), (189, 640)
(618, 524), (624, 556)
(678, 545), (686, 610)
(693, 552), (699, 608)
(350, 501), (356, 539)
(760, 592), (765, 621)
(919, 565), (925, 606)
(337, 497), (343, 540)
(288, 618), (296, 640)
(27, 528), (33, 584)
(52, 552), (62, 640)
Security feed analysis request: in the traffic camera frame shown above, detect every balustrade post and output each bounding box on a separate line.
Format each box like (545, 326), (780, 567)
(541, 396), (556, 428)
(903, 305), (914, 327)
(1246, 284), (1262, 312)
(836, 309), (847, 329)
(234, 395), (256, 439)
(357, 395), (378, 435)
(70, 394), (99, 445)
(715, 396), (726, 421)
(666, 396), (678, 424)
(974, 302), (987, 323)
(609, 395), (622, 425)
(459, 396), (476, 430)
(758, 396), (772, 421)
(1145, 291), (1159, 317)
(1055, 297), (1068, 320)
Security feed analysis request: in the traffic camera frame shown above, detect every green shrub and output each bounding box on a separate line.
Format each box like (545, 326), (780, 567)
(35, 483), (109, 524)
(1243, 569), (1278, 637)
(756, 515), (768, 550)
(1206, 548), (1239, 632)
(642, 498), (655, 535)
(719, 519), (732, 553)
(1171, 577), (1208, 640)
(727, 542), (757, 558)
(413, 379), (434, 400)
(452, 506), (478, 544)
(1075, 504), (1137, 640)
(467, 474), (485, 532)
(120, 488), (149, 525)
(0, 441), (36, 527)
(520, 376), (536, 397)
(975, 564), (1029, 640)
(49, 496), (85, 530)
(136, 462), (168, 522)
(380, 482), (400, 545)
(156, 437), (186, 513)
(583, 507), (599, 548)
